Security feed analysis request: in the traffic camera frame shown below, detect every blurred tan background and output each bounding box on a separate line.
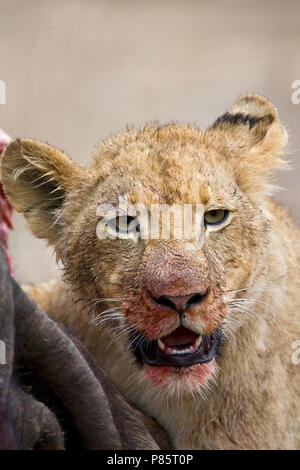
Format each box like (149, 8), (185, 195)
(0, 0), (300, 284)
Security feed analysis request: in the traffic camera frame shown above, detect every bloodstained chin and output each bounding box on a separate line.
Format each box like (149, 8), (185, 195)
(143, 360), (216, 391)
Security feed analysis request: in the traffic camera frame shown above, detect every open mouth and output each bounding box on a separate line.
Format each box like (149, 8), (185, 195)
(132, 325), (222, 368)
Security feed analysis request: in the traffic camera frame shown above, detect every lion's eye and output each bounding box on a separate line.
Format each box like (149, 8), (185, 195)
(108, 215), (140, 234)
(204, 209), (228, 225)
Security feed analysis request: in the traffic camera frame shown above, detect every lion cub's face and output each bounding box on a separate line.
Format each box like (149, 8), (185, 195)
(1, 94), (287, 396)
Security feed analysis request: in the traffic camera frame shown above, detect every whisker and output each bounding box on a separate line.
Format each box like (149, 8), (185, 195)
(91, 312), (124, 327)
(224, 288), (249, 293)
(89, 307), (124, 325)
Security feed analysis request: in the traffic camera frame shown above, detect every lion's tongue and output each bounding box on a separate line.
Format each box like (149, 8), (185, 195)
(162, 326), (198, 347)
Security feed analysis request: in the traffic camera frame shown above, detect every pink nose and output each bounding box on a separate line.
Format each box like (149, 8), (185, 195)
(143, 246), (211, 312)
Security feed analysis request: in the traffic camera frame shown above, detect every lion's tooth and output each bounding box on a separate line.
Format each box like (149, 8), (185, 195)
(168, 346), (192, 355)
(194, 336), (203, 349)
(158, 337), (165, 351)
(158, 335), (203, 355)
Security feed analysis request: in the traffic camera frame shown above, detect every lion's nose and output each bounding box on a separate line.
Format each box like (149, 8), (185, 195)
(151, 289), (209, 312)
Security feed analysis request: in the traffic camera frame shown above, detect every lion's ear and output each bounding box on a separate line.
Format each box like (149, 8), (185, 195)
(211, 93), (287, 152)
(0, 139), (82, 244)
(210, 94), (288, 197)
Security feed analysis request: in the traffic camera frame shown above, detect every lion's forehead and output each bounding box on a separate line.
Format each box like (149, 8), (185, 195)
(91, 156), (237, 210)
(92, 124), (234, 198)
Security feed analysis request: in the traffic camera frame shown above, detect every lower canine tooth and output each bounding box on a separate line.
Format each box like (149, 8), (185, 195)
(194, 336), (203, 349)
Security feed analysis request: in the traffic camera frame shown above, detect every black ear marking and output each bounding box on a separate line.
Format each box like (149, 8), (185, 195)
(211, 112), (274, 130)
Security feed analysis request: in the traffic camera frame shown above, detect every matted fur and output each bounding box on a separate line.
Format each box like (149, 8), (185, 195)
(1, 94), (299, 449)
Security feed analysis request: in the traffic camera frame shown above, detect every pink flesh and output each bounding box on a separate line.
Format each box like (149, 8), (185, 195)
(0, 129), (14, 274)
(162, 326), (198, 347)
(0, 129), (11, 152)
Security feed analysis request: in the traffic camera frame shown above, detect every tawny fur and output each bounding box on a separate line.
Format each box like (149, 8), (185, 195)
(1, 94), (300, 449)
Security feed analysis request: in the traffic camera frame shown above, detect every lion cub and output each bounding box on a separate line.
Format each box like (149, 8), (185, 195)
(1, 94), (300, 449)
